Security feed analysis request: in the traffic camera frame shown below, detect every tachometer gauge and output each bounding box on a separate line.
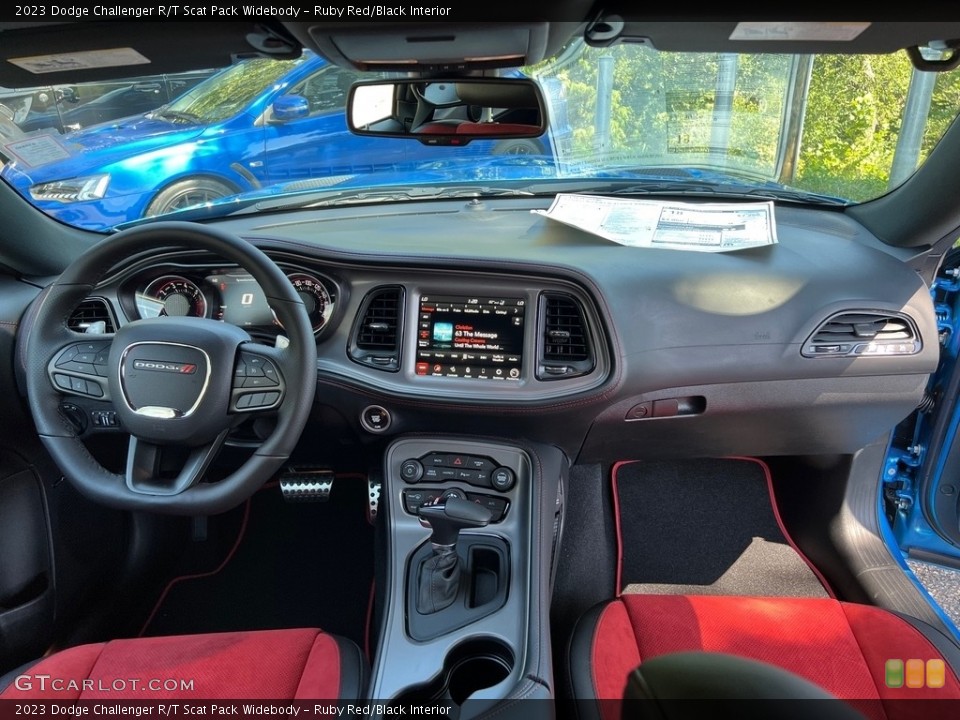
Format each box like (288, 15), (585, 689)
(287, 272), (334, 332)
(137, 276), (208, 319)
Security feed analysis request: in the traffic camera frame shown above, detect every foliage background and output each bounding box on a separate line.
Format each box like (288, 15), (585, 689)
(533, 43), (960, 202)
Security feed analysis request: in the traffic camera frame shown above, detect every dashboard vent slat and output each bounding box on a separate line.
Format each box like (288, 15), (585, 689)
(802, 311), (920, 358)
(349, 286), (404, 372)
(68, 298), (115, 334)
(538, 293), (594, 380)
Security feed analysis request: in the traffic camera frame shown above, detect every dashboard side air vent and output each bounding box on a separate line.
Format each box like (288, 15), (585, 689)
(802, 311), (920, 358)
(349, 286), (404, 371)
(67, 298), (115, 334)
(537, 292), (594, 380)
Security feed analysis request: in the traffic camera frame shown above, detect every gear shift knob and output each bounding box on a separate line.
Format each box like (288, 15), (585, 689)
(418, 495), (494, 548)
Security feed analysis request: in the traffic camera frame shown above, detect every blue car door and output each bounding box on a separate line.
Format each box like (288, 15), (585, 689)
(262, 64), (410, 184)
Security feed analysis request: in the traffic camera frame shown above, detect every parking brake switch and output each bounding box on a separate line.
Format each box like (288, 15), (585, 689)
(415, 497), (493, 614)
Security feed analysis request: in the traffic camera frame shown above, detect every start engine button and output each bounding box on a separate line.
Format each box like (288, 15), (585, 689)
(361, 405), (392, 433)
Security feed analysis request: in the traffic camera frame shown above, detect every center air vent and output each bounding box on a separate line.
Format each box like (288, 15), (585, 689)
(68, 298), (115, 334)
(537, 293), (594, 380)
(802, 311), (920, 358)
(349, 286), (404, 371)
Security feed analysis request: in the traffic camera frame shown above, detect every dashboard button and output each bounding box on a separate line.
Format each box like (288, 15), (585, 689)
(400, 459), (424, 483)
(491, 467), (516, 492)
(54, 374), (71, 390)
(361, 405), (391, 433)
(467, 493), (509, 521)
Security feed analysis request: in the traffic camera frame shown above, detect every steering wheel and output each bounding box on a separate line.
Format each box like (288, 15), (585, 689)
(23, 222), (317, 515)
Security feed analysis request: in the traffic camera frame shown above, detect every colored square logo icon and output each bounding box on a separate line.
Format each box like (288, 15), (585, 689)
(905, 659), (925, 688)
(885, 659), (904, 688)
(927, 659), (946, 689)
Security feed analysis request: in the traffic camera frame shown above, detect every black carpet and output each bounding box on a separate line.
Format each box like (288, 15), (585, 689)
(615, 459), (828, 598)
(140, 476), (374, 646)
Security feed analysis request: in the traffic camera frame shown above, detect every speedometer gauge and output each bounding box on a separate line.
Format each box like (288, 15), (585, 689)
(287, 272), (334, 332)
(137, 276), (208, 319)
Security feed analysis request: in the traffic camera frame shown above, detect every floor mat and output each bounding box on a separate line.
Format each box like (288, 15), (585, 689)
(615, 458), (829, 598)
(140, 476), (374, 645)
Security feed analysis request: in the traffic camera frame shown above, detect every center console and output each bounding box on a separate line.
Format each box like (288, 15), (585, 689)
(371, 437), (565, 716)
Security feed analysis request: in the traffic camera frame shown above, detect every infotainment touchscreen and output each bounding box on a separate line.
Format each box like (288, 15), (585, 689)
(415, 295), (525, 380)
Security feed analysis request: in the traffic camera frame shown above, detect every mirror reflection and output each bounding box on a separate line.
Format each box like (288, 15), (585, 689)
(348, 79), (545, 144)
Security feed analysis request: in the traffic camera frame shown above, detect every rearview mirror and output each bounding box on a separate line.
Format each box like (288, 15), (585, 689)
(347, 78), (546, 146)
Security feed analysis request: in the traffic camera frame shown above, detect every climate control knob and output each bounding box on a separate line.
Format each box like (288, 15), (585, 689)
(491, 466), (516, 492)
(400, 459), (424, 483)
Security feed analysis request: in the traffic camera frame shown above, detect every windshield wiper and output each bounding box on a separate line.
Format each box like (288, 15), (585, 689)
(226, 185), (536, 216)
(152, 108), (200, 123)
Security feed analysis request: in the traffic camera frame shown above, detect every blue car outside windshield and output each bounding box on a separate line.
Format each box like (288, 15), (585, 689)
(3, 39), (960, 231)
(0, 50), (552, 231)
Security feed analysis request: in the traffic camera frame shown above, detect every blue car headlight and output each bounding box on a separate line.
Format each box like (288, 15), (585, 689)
(29, 174), (110, 203)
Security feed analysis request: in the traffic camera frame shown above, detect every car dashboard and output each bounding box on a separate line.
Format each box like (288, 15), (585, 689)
(31, 195), (940, 465)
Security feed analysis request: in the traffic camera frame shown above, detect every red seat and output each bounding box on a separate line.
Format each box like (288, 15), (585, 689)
(1, 628), (365, 699)
(573, 594), (960, 719)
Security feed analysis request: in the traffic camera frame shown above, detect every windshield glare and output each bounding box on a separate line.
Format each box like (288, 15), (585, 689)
(1, 38), (958, 232)
(161, 57), (302, 124)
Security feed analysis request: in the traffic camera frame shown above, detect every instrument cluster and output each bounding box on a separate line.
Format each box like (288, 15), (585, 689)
(125, 265), (337, 335)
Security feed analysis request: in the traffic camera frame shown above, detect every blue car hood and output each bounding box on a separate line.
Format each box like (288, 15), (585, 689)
(2, 114), (204, 186)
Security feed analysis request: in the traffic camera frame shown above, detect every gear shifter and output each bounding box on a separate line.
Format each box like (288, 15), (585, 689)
(416, 496), (493, 614)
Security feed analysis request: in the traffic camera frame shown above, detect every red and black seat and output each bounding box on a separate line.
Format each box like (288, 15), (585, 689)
(1, 628), (365, 699)
(572, 594), (960, 719)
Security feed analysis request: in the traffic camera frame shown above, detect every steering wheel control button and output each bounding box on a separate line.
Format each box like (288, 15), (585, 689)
(400, 459), (424, 483)
(361, 405), (392, 433)
(54, 342), (112, 382)
(491, 466), (516, 492)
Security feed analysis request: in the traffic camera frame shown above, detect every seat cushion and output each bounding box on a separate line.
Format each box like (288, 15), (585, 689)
(1, 628), (365, 700)
(572, 595), (960, 719)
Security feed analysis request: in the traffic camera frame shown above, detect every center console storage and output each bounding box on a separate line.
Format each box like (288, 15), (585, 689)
(371, 437), (565, 715)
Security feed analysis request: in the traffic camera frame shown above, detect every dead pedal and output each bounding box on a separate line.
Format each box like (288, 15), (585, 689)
(279, 467), (334, 502)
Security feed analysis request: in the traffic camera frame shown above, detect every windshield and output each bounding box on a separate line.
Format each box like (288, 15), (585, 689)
(2, 38), (959, 232)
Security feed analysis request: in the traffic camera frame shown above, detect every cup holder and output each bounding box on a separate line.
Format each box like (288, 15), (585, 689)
(394, 638), (515, 710)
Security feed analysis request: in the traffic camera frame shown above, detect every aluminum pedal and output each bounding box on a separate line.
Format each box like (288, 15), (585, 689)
(368, 477), (382, 523)
(279, 467), (334, 502)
